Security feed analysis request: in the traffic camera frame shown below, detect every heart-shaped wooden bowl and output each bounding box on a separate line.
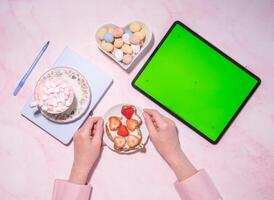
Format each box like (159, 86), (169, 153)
(95, 21), (153, 71)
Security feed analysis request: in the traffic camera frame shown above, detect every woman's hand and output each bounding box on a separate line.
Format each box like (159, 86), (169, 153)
(143, 109), (197, 181)
(69, 116), (104, 185)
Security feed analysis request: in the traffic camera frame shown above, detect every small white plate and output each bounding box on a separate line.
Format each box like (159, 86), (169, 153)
(103, 104), (149, 154)
(36, 67), (91, 123)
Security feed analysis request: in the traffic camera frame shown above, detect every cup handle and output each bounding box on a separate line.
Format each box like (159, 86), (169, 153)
(30, 101), (38, 108)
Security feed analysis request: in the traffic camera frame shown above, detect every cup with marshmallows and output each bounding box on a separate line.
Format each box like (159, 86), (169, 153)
(96, 22), (151, 69)
(31, 77), (75, 117)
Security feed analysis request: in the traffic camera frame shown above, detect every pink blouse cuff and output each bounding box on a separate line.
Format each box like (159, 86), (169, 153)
(174, 169), (222, 200)
(52, 179), (92, 200)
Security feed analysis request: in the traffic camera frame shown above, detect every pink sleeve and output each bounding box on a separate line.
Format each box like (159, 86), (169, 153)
(52, 180), (92, 200)
(174, 169), (222, 200)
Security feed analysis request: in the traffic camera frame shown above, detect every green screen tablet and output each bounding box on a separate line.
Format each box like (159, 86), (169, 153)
(132, 21), (260, 144)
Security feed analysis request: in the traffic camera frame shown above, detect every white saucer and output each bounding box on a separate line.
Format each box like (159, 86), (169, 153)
(37, 67), (91, 123)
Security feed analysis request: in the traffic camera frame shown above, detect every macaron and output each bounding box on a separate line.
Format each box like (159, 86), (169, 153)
(134, 29), (146, 41)
(112, 27), (124, 38)
(129, 22), (142, 33)
(101, 41), (114, 52)
(96, 27), (107, 40)
(121, 44), (133, 54)
(104, 32), (114, 43)
(111, 46), (118, 55)
(122, 33), (130, 44)
(114, 38), (124, 48)
(122, 54), (133, 64)
(113, 49), (123, 61)
(131, 44), (141, 54)
(129, 34), (141, 45)
(108, 27), (114, 34)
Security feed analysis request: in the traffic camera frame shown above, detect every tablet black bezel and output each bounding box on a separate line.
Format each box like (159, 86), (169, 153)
(131, 21), (261, 144)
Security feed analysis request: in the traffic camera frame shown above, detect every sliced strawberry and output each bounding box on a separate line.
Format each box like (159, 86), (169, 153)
(113, 136), (126, 149)
(117, 125), (129, 137)
(121, 106), (134, 119)
(109, 116), (122, 131)
(126, 119), (139, 131)
(127, 135), (141, 148)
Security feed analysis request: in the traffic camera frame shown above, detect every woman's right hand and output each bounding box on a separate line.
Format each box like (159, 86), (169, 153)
(69, 116), (104, 185)
(143, 109), (197, 181)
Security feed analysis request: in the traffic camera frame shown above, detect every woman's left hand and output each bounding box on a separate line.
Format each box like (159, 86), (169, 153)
(69, 116), (104, 185)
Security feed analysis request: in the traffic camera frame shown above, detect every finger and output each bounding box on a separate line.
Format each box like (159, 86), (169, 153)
(93, 117), (104, 140)
(143, 112), (157, 135)
(80, 116), (101, 135)
(143, 109), (166, 127)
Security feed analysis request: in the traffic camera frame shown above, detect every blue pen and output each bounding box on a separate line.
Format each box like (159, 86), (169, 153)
(13, 41), (50, 96)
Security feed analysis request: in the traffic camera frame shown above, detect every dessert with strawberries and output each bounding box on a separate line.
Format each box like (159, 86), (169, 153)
(105, 105), (143, 152)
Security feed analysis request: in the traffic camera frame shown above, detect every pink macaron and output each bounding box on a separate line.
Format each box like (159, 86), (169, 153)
(122, 54), (133, 64)
(112, 27), (124, 38)
(129, 34), (141, 45)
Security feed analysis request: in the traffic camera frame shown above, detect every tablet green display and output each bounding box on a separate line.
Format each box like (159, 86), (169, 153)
(132, 21), (260, 144)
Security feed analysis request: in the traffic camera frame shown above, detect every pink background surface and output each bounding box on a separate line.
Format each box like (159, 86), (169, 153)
(1, 0), (274, 199)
